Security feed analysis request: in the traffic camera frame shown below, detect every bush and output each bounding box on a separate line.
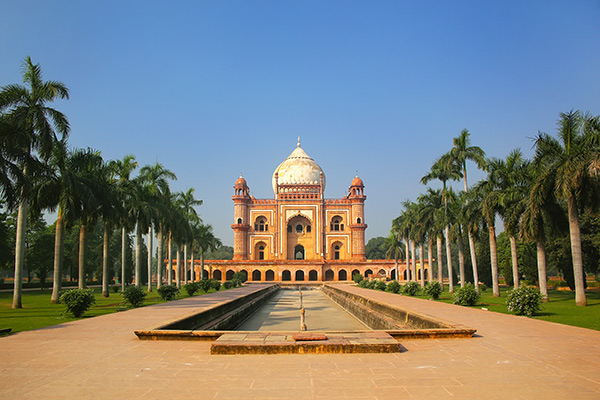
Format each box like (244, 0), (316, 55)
(453, 283), (480, 306)
(122, 285), (147, 308)
(506, 286), (543, 317)
(158, 284), (180, 301)
(358, 279), (369, 288)
(223, 281), (234, 289)
(352, 273), (364, 284)
(401, 281), (421, 296)
(374, 280), (387, 291)
(210, 279), (221, 291)
(385, 280), (402, 294)
(232, 271), (247, 283)
(111, 285), (119, 293)
(183, 282), (199, 297)
(480, 283), (488, 292)
(60, 289), (96, 318)
(424, 281), (443, 300)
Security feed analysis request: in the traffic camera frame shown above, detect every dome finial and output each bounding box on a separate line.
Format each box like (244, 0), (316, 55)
(297, 135), (301, 148)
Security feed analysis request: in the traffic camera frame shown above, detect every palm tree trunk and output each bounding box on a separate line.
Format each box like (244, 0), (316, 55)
(157, 226), (163, 289)
(567, 195), (586, 306)
(419, 244), (425, 288)
(457, 232), (465, 287)
(12, 199), (28, 309)
(536, 231), (548, 302)
(468, 231), (479, 293)
(489, 225), (500, 297)
(51, 209), (65, 303)
(190, 249), (195, 282)
(167, 232), (173, 285)
(509, 235), (519, 288)
(121, 226), (126, 292)
(436, 235), (443, 284)
(135, 224), (142, 287)
(78, 224), (87, 289)
(102, 226), (110, 297)
(445, 225), (454, 293)
(183, 243), (188, 285)
(147, 228), (153, 292)
(427, 237), (433, 283)
(410, 240), (417, 282)
(394, 257), (399, 281)
(176, 246), (181, 288)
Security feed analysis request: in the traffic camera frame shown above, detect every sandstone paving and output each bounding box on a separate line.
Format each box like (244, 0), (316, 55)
(1, 283), (599, 399)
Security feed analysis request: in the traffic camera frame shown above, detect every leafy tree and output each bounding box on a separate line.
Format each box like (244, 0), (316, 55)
(25, 220), (54, 287)
(365, 237), (387, 259)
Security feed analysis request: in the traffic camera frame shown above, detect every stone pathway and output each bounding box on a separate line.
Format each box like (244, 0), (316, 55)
(1, 283), (599, 399)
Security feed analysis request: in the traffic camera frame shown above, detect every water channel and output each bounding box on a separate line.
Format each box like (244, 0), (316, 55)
(236, 288), (369, 331)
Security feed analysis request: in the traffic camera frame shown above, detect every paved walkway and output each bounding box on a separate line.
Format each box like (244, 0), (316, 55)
(1, 284), (599, 400)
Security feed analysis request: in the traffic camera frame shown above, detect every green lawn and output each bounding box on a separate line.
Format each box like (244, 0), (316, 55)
(0, 287), (215, 334)
(411, 286), (600, 331)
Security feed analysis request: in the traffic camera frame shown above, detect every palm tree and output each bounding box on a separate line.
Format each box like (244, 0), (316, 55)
(421, 153), (461, 292)
(176, 188), (202, 282)
(532, 110), (600, 306)
(417, 189), (444, 284)
(497, 150), (530, 289)
(385, 231), (405, 281)
(195, 223), (221, 280)
(138, 163), (176, 291)
(109, 155), (138, 292)
(0, 57), (69, 308)
(461, 188), (483, 293)
(448, 129), (486, 290)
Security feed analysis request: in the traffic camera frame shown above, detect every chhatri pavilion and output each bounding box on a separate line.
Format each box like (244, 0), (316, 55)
(196, 140), (421, 282)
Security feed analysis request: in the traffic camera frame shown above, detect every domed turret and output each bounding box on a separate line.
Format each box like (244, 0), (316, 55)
(272, 139), (325, 195)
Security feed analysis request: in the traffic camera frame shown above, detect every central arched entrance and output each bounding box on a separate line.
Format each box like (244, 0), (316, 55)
(294, 245), (305, 260)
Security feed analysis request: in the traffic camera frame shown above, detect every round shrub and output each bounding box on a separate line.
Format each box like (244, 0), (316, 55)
(210, 279), (221, 291)
(122, 285), (147, 308)
(385, 280), (402, 294)
(358, 279), (369, 288)
(506, 286), (543, 317)
(198, 279), (212, 292)
(365, 279), (377, 289)
(158, 284), (180, 301)
(401, 281), (421, 296)
(480, 283), (488, 293)
(60, 289), (96, 318)
(223, 281), (234, 290)
(183, 282), (199, 297)
(453, 283), (480, 306)
(424, 281), (443, 300)
(374, 280), (387, 291)
(352, 273), (364, 284)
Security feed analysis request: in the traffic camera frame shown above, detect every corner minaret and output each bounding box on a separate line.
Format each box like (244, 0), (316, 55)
(232, 175), (250, 260)
(348, 175), (367, 261)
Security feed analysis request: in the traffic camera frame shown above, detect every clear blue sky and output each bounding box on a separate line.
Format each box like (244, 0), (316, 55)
(2, 1), (599, 245)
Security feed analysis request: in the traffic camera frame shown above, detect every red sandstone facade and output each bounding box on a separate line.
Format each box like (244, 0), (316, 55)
(193, 140), (425, 282)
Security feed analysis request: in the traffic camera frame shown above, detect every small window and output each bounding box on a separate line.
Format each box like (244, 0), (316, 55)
(287, 225), (292, 233)
(334, 245), (340, 260)
(296, 224), (303, 233)
(357, 217), (362, 224)
(331, 217), (342, 231)
(237, 218), (242, 224)
(306, 225), (311, 233)
(259, 245), (265, 260)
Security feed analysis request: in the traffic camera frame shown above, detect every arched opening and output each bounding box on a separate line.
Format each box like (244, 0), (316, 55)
(254, 216), (268, 232)
(330, 216), (343, 231)
(357, 217), (362, 224)
(324, 270), (334, 281)
(252, 269), (261, 281)
(424, 269), (428, 280)
(226, 270), (234, 280)
(237, 218), (242, 224)
(265, 269), (275, 281)
(365, 269), (373, 278)
(294, 245), (305, 260)
(308, 270), (318, 281)
(213, 270), (222, 281)
(239, 270), (248, 282)
(351, 269), (360, 280)
(390, 269), (396, 280)
(339, 269), (348, 281)
(295, 270), (305, 281)
(254, 241), (267, 260)
(378, 269), (386, 278)
(282, 270), (291, 281)
(202, 269), (208, 279)
(295, 224), (303, 233)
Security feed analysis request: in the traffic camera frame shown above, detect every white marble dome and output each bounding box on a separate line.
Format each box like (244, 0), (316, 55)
(272, 141), (325, 194)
